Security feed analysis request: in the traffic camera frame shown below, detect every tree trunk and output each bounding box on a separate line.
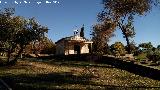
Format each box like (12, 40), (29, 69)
(6, 46), (16, 64)
(7, 51), (11, 63)
(124, 34), (131, 54)
(8, 45), (25, 65)
(13, 46), (24, 62)
(120, 25), (131, 54)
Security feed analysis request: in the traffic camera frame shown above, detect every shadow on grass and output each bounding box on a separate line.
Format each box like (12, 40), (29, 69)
(1, 72), (160, 90)
(45, 60), (115, 69)
(52, 54), (160, 81)
(100, 56), (160, 81)
(22, 57), (115, 69)
(1, 57), (160, 89)
(1, 72), (95, 90)
(21, 56), (160, 81)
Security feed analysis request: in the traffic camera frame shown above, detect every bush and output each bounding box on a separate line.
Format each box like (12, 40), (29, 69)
(146, 50), (160, 63)
(110, 42), (126, 56)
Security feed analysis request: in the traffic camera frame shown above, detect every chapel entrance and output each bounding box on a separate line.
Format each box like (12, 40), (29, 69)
(74, 45), (80, 54)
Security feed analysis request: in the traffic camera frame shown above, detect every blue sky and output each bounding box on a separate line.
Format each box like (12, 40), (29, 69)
(0, 0), (160, 47)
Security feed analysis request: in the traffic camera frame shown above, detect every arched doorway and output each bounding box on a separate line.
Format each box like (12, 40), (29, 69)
(74, 45), (81, 54)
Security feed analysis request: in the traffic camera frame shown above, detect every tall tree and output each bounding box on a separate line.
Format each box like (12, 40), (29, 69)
(0, 8), (21, 63)
(12, 17), (48, 63)
(98, 0), (158, 54)
(80, 25), (84, 37)
(0, 8), (48, 64)
(92, 19), (116, 54)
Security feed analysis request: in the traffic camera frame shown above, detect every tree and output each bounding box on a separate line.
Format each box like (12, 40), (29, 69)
(110, 42), (126, 56)
(24, 37), (56, 55)
(92, 19), (116, 54)
(40, 37), (56, 54)
(125, 41), (139, 55)
(0, 8), (22, 63)
(24, 40), (45, 56)
(98, 0), (158, 54)
(12, 18), (48, 63)
(0, 8), (48, 64)
(157, 45), (160, 50)
(80, 25), (84, 37)
(139, 42), (153, 52)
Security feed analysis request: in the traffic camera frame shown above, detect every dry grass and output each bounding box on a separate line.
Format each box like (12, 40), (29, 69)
(0, 59), (160, 90)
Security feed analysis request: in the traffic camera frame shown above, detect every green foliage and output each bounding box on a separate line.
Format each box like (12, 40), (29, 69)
(40, 37), (56, 54)
(147, 49), (160, 62)
(157, 45), (160, 49)
(122, 17), (136, 38)
(110, 42), (126, 56)
(125, 42), (139, 55)
(0, 8), (48, 64)
(100, 0), (152, 18)
(135, 53), (147, 61)
(80, 25), (84, 37)
(98, 0), (158, 54)
(139, 42), (153, 51)
(92, 19), (115, 54)
(13, 18), (48, 46)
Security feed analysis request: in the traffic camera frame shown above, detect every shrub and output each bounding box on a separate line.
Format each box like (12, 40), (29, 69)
(110, 42), (126, 56)
(146, 50), (160, 63)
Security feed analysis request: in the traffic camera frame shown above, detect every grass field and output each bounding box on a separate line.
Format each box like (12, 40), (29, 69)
(0, 58), (160, 90)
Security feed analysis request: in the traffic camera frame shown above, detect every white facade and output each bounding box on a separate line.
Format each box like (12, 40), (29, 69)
(55, 35), (92, 55)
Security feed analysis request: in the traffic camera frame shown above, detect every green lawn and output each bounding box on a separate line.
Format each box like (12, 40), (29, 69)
(0, 59), (160, 90)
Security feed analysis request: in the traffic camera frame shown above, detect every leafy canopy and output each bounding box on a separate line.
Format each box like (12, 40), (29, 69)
(0, 8), (48, 63)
